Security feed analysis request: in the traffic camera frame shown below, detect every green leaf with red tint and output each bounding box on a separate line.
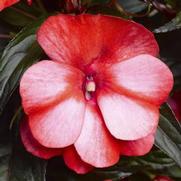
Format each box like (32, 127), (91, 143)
(155, 104), (181, 167)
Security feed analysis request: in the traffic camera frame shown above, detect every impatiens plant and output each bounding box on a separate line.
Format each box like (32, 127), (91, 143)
(19, 14), (173, 174)
(0, 0), (181, 181)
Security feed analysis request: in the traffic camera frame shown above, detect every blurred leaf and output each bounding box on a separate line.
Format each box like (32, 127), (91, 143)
(88, 0), (109, 4)
(155, 104), (181, 167)
(136, 151), (175, 169)
(127, 173), (151, 181)
(0, 8), (35, 27)
(46, 157), (132, 181)
(0, 18), (46, 114)
(134, 151), (181, 178)
(155, 29), (181, 89)
(0, 1), (42, 26)
(162, 57), (181, 90)
(0, 143), (12, 179)
(0, 38), (9, 58)
(118, 0), (147, 13)
(116, 151), (180, 176)
(46, 150), (180, 181)
(0, 20), (12, 56)
(93, 169), (132, 180)
(0, 142), (47, 181)
(154, 11), (181, 33)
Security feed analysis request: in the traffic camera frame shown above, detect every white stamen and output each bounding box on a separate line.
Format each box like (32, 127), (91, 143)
(86, 81), (96, 92)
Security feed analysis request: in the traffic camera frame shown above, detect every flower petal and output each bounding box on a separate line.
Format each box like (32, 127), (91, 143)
(0, 0), (19, 11)
(96, 16), (159, 64)
(75, 103), (120, 168)
(37, 14), (102, 67)
(154, 176), (174, 181)
(20, 119), (62, 159)
(37, 14), (158, 67)
(120, 132), (155, 156)
(29, 96), (85, 148)
(63, 146), (93, 174)
(109, 54), (173, 105)
(20, 60), (83, 114)
(97, 91), (159, 140)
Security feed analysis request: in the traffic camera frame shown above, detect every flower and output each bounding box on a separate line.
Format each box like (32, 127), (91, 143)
(153, 176), (174, 181)
(20, 14), (173, 174)
(0, 0), (32, 11)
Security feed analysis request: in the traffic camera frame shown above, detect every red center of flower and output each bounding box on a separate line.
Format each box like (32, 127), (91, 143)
(84, 75), (96, 101)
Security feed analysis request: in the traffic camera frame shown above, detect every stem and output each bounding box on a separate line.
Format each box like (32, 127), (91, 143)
(9, 107), (22, 130)
(10, 7), (37, 20)
(35, 0), (47, 13)
(0, 34), (11, 39)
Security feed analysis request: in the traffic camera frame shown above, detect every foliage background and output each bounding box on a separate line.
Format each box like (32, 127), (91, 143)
(0, 0), (181, 180)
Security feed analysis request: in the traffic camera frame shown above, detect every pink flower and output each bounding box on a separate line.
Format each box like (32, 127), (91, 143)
(0, 0), (32, 11)
(153, 176), (174, 181)
(20, 14), (173, 174)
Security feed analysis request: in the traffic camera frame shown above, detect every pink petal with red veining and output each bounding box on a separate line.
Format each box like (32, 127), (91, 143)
(75, 103), (120, 168)
(0, 0), (19, 11)
(20, 119), (62, 159)
(37, 14), (158, 68)
(63, 146), (93, 174)
(37, 14), (102, 67)
(120, 132), (155, 156)
(96, 16), (159, 63)
(109, 54), (173, 105)
(98, 92), (159, 140)
(20, 60), (83, 114)
(29, 96), (85, 148)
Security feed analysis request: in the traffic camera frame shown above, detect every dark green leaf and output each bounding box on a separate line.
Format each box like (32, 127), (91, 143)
(0, 142), (47, 181)
(118, 0), (147, 13)
(88, 0), (109, 4)
(134, 151), (181, 178)
(93, 170), (132, 180)
(155, 104), (181, 167)
(0, 8), (35, 27)
(117, 151), (181, 178)
(46, 158), (132, 181)
(0, 18), (46, 114)
(0, 20), (12, 56)
(0, 2), (42, 26)
(154, 11), (181, 33)
(162, 57), (181, 90)
(127, 173), (151, 181)
(0, 143), (11, 179)
(46, 150), (181, 181)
